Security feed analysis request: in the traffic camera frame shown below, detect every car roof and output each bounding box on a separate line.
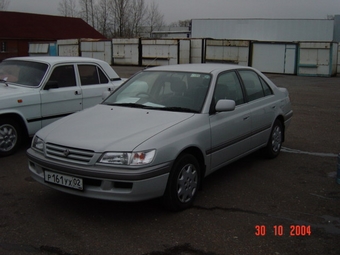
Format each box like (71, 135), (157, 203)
(145, 63), (252, 73)
(5, 56), (121, 80)
(5, 56), (106, 65)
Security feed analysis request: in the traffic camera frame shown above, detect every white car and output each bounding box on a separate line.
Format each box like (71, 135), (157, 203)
(27, 64), (293, 211)
(0, 56), (125, 156)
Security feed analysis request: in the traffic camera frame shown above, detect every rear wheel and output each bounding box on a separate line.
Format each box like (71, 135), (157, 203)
(162, 154), (201, 211)
(263, 119), (283, 159)
(0, 119), (22, 157)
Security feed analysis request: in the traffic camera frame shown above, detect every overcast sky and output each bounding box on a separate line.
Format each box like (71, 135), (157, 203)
(6, 0), (340, 24)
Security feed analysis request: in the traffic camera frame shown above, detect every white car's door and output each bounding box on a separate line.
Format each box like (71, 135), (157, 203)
(238, 70), (278, 148)
(77, 64), (116, 109)
(40, 64), (82, 127)
(209, 71), (252, 171)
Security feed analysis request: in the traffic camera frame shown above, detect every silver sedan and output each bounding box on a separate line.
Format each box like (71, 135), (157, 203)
(27, 64), (293, 211)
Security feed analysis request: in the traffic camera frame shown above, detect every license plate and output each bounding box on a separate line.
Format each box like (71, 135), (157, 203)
(44, 170), (83, 190)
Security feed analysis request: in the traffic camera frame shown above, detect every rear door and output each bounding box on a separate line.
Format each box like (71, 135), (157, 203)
(238, 70), (277, 148)
(40, 64), (82, 127)
(77, 64), (115, 109)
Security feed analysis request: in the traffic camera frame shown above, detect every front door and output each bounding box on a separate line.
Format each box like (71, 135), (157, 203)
(40, 65), (82, 127)
(209, 71), (252, 172)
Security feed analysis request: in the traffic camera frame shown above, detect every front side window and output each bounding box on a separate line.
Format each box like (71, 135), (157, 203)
(47, 65), (76, 88)
(214, 71), (245, 106)
(78, 65), (109, 86)
(103, 70), (212, 113)
(0, 60), (47, 87)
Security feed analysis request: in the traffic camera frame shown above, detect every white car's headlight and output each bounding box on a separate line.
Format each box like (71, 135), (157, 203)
(99, 150), (156, 166)
(32, 136), (44, 152)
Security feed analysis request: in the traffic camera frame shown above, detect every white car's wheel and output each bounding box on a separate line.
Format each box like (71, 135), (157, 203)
(0, 119), (22, 157)
(162, 154), (201, 211)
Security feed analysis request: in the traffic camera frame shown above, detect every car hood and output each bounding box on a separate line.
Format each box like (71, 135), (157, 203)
(0, 83), (33, 97)
(39, 104), (195, 152)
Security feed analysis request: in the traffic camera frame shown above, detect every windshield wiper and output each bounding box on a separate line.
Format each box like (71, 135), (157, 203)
(106, 103), (199, 113)
(159, 107), (199, 113)
(108, 103), (149, 109)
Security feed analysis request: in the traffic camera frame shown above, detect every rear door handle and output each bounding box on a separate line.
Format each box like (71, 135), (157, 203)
(243, 116), (250, 120)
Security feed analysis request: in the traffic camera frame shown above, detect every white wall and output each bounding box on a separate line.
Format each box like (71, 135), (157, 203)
(192, 19), (335, 42)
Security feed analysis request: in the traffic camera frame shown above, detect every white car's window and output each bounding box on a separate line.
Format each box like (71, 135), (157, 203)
(47, 65), (76, 88)
(0, 60), (47, 87)
(239, 70), (268, 102)
(78, 65), (109, 86)
(103, 71), (212, 113)
(214, 71), (245, 106)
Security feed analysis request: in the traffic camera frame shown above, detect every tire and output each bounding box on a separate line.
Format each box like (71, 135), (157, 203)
(162, 154), (201, 211)
(0, 119), (22, 157)
(263, 119), (283, 159)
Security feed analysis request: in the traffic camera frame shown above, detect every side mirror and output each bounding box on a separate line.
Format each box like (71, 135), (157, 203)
(44, 81), (59, 90)
(102, 90), (111, 100)
(215, 99), (235, 112)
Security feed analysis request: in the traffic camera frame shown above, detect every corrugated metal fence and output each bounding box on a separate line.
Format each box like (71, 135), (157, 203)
(29, 38), (339, 77)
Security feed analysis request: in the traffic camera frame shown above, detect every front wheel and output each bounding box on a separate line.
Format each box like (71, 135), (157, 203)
(162, 154), (201, 211)
(0, 119), (22, 157)
(263, 120), (283, 159)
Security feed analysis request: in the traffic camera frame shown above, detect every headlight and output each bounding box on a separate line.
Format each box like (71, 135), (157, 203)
(32, 136), (44, 152)
(99, 150), (155, 166)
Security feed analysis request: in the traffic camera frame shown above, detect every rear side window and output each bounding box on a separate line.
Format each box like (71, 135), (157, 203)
(78, 65), (109, 86)
(260, 77), (273, 96)
(239, 70), (272, 101)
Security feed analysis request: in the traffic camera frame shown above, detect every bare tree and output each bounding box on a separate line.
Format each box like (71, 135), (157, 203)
(79, 0), (96, 27)
(58, 0), (78, 17)
(170, 19), (191, 27)
(146, 1), (164, 36)
(94, 0), (114, 37)
(0, 0), (10, 10)
(129, 0), (147, 37)
(108, 0), (131, 37)
(56, 0), (166, 38)
(94, 0), (147, 38)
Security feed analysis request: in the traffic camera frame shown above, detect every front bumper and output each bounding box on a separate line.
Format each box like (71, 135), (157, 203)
(27, 148), (172, 202)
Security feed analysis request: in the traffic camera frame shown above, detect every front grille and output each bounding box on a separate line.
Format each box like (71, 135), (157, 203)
(45, 143), (95, 164)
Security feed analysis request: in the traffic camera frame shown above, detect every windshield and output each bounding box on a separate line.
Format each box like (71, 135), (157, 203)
(103, 70), (211, 113)
(0, 60), (48, 87)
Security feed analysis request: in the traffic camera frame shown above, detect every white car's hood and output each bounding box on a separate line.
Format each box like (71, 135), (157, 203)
(0, 83), (33, 97)
(39, 104), (194, 152)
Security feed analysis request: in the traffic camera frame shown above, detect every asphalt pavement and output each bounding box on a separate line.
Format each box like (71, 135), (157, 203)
(0, 67), (339, 255)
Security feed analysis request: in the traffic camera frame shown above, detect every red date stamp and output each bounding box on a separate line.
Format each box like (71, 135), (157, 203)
(255, 225), (312, 236)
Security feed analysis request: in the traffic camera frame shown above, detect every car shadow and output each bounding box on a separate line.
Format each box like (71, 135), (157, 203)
(33, 151), (267, 220)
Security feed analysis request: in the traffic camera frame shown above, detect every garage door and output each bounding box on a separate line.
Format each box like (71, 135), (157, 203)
(252, 43), (297, 74)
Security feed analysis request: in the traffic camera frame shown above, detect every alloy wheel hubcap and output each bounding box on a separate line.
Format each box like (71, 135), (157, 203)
(0, 124), (17, 152)
(177, 164), (198, 203)
(271, 126), (282, 153)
